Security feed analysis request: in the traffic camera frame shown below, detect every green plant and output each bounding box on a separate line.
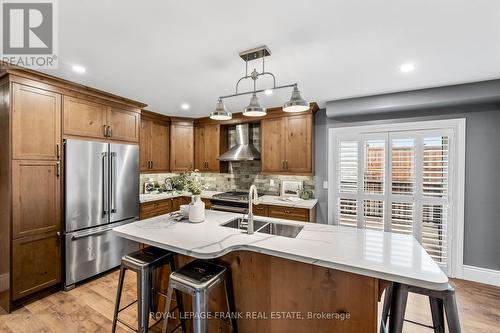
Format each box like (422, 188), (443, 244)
(172, 170), (205, 195)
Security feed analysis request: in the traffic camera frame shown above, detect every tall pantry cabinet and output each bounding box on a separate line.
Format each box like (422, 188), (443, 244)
(0, 67), (145, 313)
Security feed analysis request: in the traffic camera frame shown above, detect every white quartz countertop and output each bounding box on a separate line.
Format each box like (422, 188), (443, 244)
(114, 210), (448, 290)
(140, 191), (222, 203)
(257, 195), (317, 209)
(140, 191), (317, 209)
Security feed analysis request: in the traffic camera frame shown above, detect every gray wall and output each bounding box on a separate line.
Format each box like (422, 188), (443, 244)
(314, 105), (500, 271)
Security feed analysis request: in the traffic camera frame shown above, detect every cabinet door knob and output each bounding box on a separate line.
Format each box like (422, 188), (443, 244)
(56, 161), (60, 177)
(56, 143), (60, 159)
(103, 125), (108, 137)
(108, 126), (113, 138)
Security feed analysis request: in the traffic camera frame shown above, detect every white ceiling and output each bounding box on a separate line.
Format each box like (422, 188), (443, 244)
(45, 0), (500, 117)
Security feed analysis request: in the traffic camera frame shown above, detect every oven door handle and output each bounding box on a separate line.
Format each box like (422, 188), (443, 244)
(211, 204), (248, 213)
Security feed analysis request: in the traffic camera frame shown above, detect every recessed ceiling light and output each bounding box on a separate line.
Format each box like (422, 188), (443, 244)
(400, 62), (416, 73)
(264, 89), (273, 95)
(72, 65), (86, 73)
(181, 103), (190, 110)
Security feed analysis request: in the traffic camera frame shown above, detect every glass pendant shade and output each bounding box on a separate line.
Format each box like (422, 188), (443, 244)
(243, 93), (267, 117)
(283, 86), (309, 112)
(210, 99), (232, 120)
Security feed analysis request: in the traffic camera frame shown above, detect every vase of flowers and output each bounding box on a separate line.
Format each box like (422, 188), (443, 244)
(187, 170), (205, 223)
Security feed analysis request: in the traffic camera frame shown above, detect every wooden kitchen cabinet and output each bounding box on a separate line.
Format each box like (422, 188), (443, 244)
(285, 114), (313, 173)
(63, 96), (107, 139)
(106, 107), (140, 142)
(252, 204), (269, 217)
(12, 84), (62, 160)
(194, 124), (228, 172)
(261, 113), (313, 175)
(261, 117), (286, 173)
(63, 96), (140, 143)
(12, 160), (61, 239)
(268, 205), (310, 222)
(140, 111), (170, 172)
(12, 232), (61, 300)
(140, 197), (184, 220)
(170, 119), (194, 172)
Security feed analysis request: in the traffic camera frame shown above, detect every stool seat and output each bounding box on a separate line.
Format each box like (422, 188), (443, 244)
(122, 248), (173, 268)
(171, 260), (226, 289)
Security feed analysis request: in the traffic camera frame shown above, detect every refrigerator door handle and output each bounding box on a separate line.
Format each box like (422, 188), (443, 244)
(71, 229), (109, 240)
(102, 152), (108, 216)
(111, 152), (117, 213)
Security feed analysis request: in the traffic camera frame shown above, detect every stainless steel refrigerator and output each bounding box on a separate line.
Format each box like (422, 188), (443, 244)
(64, 139), (139, 289)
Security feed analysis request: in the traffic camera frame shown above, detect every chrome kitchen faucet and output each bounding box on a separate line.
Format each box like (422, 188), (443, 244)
(247, 185), (260, 235)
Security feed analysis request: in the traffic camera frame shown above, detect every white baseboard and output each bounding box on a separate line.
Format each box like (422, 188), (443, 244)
(461, 265), (500, 287)
(0, 273), (8, 292)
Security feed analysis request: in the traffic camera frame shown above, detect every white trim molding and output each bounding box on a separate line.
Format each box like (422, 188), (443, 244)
(461, 265), (500, 287)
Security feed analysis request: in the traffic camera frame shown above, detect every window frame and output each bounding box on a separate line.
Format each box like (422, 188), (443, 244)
(328, 119), (466, 277)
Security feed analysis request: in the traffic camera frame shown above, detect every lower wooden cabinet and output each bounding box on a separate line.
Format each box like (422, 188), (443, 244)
(12, 232), (61, 300)
(254, 204), (314, 222)
(268, 205), (310, 222)
(140, 197), (184, 220)
(252, 204), (269, 217)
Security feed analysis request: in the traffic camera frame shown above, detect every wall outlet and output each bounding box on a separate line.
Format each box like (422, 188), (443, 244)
(322, 181), (328, 189)
(270, 179), (275, 186)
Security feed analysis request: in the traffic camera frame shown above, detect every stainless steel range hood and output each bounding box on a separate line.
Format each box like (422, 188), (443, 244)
(218, 124), (261, 161)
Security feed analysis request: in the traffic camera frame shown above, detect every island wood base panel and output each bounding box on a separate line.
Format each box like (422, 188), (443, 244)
(159, 251), (379, 333)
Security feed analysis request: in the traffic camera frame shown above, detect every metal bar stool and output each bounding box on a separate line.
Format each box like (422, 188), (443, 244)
(112, 247), (187, 333)
(162, 259), (238, 333)
(380, 282), (461, 333)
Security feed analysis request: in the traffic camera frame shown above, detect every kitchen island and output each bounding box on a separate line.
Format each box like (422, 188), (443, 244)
(113, 210), (448, 332)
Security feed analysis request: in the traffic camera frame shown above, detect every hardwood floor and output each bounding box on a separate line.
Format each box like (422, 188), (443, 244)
(0, 271), (498, 333)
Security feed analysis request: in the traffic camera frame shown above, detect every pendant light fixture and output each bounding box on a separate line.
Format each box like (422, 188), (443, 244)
(283, 85), (309, 112)
(210, 98), (232, 120)
(210, 45), (309, 120)
(243, 93), (266, 117)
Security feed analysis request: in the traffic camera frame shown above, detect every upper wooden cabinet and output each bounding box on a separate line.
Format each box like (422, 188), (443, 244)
(194, 124), (228, 172)
(106, 107), (140, 142)
(261, 113), (313, 175)
(63, 96), (107, 139)
(170, 119), (194, 172)
(261, 117), (286, 173)
(63, 96), (140, 143)
(12, 84), (61, 160)
(140, 111), (170, 172)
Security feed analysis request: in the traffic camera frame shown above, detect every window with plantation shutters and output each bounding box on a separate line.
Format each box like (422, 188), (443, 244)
(331, 125), (457, 273)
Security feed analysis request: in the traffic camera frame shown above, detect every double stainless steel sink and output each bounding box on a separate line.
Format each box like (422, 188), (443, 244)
(221, 218), (303, 238)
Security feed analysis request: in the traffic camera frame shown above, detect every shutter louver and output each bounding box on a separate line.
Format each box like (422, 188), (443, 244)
(391, 202), (413, 234)
(364, 200), (384, 230)
(339, 141), (358, 193)
(364, 140), (385, 194)
(338, 198), (357, 227)
(423, 136), (449, 198)
(422, 204), (447, 263)
(392, 139), (415, 195)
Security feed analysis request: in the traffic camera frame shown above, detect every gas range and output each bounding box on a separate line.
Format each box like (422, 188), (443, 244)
(211, 191), (264, 213)
(212, 191), (262, 203)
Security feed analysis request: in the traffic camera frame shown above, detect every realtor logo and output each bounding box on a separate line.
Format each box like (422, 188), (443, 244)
(1, 0), (58, 68)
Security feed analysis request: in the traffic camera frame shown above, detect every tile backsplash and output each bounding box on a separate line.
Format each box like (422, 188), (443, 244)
(140, 124), (314, 195)
(140, 164), (314, 196)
